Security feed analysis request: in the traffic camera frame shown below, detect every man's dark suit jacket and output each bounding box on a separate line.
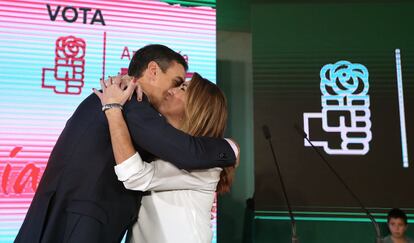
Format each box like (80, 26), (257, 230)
(15, 94), (236, 243)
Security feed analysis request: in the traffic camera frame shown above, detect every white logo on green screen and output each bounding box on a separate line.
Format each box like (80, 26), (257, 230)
(303, 61), (372, 155)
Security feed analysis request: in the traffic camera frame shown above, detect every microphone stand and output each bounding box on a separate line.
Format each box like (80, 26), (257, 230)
(294, 125), (382, 243)
(263, 125), (299, 243)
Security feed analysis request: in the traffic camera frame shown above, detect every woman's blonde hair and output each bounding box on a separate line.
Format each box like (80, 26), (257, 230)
(181, 73), (236, 194)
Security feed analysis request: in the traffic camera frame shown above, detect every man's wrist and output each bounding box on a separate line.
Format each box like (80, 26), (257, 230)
(225, 138), (239, 159)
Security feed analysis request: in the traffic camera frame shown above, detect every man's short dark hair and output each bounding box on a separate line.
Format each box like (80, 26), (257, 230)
(128, 44), (188, 78)
(387, 208), (408, 225)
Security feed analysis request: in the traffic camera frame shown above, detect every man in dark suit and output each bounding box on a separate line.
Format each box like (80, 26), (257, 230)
(15, 44), (236, 243)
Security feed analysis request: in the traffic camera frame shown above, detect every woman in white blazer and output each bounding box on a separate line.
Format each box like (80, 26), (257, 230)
(95, 73), (239, 243)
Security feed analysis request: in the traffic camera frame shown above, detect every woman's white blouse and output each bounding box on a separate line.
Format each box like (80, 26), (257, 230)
(114, 152), (222, 243)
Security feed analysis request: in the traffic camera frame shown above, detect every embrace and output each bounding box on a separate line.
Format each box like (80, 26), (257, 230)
(15, 44), (239, 243)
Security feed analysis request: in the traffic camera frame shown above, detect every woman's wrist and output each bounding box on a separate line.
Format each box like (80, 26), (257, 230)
(102, 103), (123, 112)
(104, 107), (123, 119)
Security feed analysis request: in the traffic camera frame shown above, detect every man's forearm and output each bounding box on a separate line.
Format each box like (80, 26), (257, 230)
(124, 99), (237, 169)
(105, 109), (136, 164)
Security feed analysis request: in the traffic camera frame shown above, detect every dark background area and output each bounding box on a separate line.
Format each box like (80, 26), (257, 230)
(253, 3), (414, 213)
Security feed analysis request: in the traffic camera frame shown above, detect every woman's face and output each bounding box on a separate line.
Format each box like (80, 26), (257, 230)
(158, 81), (189, 121)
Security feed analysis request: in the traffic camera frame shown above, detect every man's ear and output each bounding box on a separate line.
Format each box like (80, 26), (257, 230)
(146, 61), (159, 82)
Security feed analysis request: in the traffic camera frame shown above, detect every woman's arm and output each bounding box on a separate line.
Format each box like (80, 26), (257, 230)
(93, 77), (222, 192)
(105, 108), (136, 164)
(99, 86), (220, 191)
(105, 108), (220, 191)
(114, 152), (221, 192)
(93, 76), (138, 165)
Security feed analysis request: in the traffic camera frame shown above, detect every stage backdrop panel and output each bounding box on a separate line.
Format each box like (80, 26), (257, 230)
(0, 0), (216, 242)
(253, 3), (414, 214)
